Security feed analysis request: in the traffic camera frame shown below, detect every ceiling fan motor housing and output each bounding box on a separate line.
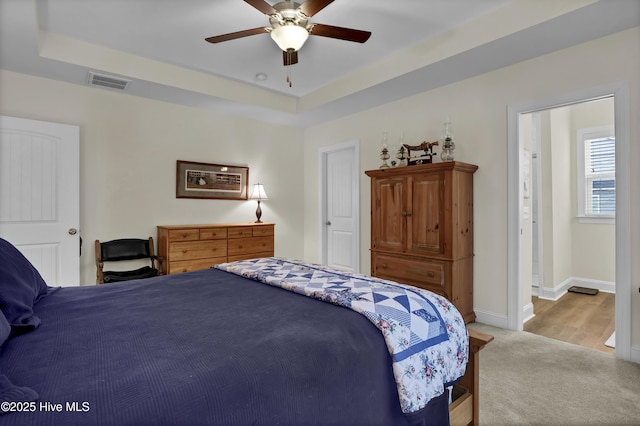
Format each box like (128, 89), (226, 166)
(269, 1), (310, 51)
(270, 1), (309, 24)
(205, 0), (371, 68)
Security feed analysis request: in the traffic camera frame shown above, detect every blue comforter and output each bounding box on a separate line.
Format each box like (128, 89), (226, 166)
(0, 267), (452, 426)
(216, 258), (468, 414)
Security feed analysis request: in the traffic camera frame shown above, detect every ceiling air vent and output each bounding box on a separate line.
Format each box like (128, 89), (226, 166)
(87, 72), (131, 91)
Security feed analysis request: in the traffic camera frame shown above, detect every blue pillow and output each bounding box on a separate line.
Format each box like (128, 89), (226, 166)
(0, 238), (52, 331)
(0, 310), (10, 347)
(0, 374), (38, 413)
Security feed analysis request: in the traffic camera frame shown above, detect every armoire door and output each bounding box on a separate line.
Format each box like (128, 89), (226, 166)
(408, 173), (445, 255)
(372, 176), (406, 252)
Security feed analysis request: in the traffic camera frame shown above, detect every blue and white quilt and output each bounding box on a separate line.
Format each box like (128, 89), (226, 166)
(215, 257), (468, 414)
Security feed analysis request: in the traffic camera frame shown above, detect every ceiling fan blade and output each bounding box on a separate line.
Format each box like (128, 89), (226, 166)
(299, 0), (334, 17)
(309, 23), (371, 43)
(244, 0), (278, 15)
(283, 49), (299, 66)
(205, 27), (268, 43)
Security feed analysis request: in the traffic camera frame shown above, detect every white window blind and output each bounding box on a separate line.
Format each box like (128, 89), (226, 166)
(584, 136), (615, 215)
(577, 125), (615, 221)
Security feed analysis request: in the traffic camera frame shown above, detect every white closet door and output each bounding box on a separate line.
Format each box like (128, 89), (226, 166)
(0, 115), (80, 287)
(323, 142), (359, 272)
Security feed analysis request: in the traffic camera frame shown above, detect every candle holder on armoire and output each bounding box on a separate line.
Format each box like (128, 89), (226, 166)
(440, 120), (456, 162)
(379, 132), (391, 169)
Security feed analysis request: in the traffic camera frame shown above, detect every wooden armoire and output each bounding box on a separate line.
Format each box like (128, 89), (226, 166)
(365, 161), (478, 323)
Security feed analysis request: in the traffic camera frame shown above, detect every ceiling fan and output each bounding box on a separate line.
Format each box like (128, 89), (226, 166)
(205, 0), (372, 67)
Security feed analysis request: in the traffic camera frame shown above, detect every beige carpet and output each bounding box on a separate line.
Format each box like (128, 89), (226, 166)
(469, 323), (640, 426)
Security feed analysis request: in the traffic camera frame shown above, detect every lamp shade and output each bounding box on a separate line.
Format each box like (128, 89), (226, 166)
(249, 183), (268, 200)
(270, 24), (309, 51)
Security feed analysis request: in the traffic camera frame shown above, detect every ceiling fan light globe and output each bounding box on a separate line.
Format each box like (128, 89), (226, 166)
(270, 24), (309, 51)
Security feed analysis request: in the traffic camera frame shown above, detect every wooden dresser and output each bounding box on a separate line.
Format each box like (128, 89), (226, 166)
(157, 223), (274, 275)
(365, 162), (477, 323)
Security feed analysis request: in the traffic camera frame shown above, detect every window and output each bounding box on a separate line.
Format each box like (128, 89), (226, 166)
(577, 126), (615, 222)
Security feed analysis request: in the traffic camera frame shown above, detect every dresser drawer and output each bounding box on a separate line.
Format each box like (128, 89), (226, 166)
(373, 254), (446, 293)
(253, 225), (274, 237)
(227, 252), (273, 262)
(169, 240), (227, 261)
(200, 228), (227, 240)
(228, 227), (254, 239)
(227, 236), (274, 257)
(168, 228), (199, 242)
(168, 257), (226, 274)
(158, 223), (275, 275)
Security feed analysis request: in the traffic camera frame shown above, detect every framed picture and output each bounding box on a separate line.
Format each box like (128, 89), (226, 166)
(176, 160), (249, 200)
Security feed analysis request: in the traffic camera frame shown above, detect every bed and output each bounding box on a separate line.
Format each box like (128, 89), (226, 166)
(0, 238), (491, 425)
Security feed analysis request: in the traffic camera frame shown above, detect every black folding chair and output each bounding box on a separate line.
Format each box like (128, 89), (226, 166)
(94, 237), (163, 284)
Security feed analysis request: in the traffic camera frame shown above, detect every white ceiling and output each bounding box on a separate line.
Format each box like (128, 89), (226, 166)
(1, 0), (639, 127)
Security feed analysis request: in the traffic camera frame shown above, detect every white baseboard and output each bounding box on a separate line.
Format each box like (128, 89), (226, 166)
(522, 302), (535, 323)
(475, 304), (541, 329)
(571, 277), (616, 294)
(631, 345), (640, 364)
(474, 308), (508, 329)
(536, 276), (615, 301)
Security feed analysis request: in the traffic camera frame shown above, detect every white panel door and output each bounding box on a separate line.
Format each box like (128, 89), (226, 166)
(0, 115), (80, 287)
(322, 142), (359, 272)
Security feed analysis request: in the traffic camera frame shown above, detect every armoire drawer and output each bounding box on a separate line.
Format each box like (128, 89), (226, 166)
(373, 254), (446, 293)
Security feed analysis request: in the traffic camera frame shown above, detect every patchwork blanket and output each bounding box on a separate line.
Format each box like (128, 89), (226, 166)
(215, 257), (468, 414)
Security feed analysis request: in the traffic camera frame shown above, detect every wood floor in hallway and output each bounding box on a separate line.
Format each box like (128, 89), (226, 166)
(524, 291), (615, 355)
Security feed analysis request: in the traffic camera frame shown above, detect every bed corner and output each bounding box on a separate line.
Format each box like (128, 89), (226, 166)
(450, 328), (494, 426)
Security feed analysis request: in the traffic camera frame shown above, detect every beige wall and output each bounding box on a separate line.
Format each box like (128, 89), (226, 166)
(533, 97), (615, 292)
(303, 27), (639, 345)
(0, 70), (305, 284)
(1, 27), (637, 349)
(549, 106), (573, 287)
(570, 98), (616, 282)
(519, 113), (533, 309)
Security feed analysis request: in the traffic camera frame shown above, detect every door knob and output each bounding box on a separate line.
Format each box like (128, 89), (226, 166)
(68, 228), (77, 235)
(326, 221), (332, 226)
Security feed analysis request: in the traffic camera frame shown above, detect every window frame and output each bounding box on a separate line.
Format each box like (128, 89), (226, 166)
(576, 125), (615, 224)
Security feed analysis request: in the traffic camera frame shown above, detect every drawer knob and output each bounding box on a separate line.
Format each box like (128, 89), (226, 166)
(381, 263), (388, 269)
(428, 271), (435, 277)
